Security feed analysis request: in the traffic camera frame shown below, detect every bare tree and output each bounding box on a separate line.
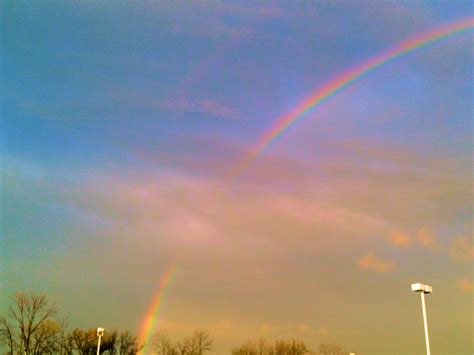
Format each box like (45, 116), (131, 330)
(69, 328), (96, 354)
(256, 338), (272, 355)
(0, 292), (57, 354)
(117, 331), (142, 355)
(101, 329), (118, 354)
(232, 338), (310, 355)
(61, 331), (76, 355)
(232, 339), (273, 355)
(175, 339), (189, 355)
(30, 319), (60, 354)
(152, 330), (212, 355)
(318, 343), (349, 355)
(0, 314), (16, 353)
(57, 317), (71, 355)
(275, 339), (308, 355)
(152, 331), (177, 355)
(187, 329), (213, 355)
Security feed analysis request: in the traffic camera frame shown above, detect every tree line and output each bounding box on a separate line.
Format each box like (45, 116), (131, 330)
(0, 292), (141, 354)
(0, 292), (351, 354)
(231, 339), (350, 355)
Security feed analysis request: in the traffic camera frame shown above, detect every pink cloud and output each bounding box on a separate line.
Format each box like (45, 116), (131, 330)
(214, 3), (282, 19)
(357, 253), (394, 273)
(296, 323), (313, 335)
(161, 98), (241, 120)
(387, 228), (437, 248)
(457, 278), (474, 293)
(388, 230), (411, 247)
(200, 99), (240, 120)
(147, 2), (282, 39)
(76, 169), (389, 255)
(415, 228), (436, 247)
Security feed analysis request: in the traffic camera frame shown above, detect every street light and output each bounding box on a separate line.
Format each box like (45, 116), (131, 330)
(411, 283), (432, 355)
(96, 327), (105, 355)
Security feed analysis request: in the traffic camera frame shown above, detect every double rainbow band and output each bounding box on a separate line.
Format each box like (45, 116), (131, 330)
(137, 265), (177, 352)
(233, 17), (474, 176)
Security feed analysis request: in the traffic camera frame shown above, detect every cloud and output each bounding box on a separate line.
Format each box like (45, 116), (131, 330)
(450, 236), (474, 263)
(387, 228), (437, 249)
(244, 145), (470, 239)
(296, 323), (313, 335)
(61, 163), (390, 258)
(457, 278), (474, 293)
(415, 228), (436, 247)
(388, 230), (411, 247)
(161, 98), (241, 120)
(296, 324), (329, 337)
(200, 99), (241, 120)
(385, 227), (474, 265)
(317, 327), (329, 338)
(211, 3), (283, 19)
(12, 87), (242, 123)
(357, 253), (394, 273)
(141, 2), (282, 39)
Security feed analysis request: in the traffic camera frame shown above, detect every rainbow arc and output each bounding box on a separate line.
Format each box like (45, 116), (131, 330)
(137, 265), (177, 354)
(231, 17), (473, 178)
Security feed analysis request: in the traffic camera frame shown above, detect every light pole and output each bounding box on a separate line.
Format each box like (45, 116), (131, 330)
(411, 283), (432, 355)
(96, 327), (105, 355)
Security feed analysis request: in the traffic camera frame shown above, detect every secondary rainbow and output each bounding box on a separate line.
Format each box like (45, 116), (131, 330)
(233, 17), (474, 176)
(137, 265), (177, 352)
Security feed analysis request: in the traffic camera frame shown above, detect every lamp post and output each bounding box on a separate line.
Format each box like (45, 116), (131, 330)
(411, 283), (432, 355)
(96, 327), (105, 355)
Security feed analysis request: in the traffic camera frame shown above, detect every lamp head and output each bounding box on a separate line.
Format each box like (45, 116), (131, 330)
(97, 327), (105, 337)
(411, 283), (432, 293)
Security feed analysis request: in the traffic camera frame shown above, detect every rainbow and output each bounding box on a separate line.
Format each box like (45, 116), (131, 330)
(233, 17), (474, 176)
(137, 265), (177, 352)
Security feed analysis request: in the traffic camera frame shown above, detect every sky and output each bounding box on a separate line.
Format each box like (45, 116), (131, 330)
(1, 1), (473, 354)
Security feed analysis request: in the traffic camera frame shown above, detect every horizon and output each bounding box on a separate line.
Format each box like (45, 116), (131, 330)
(1, 1), (473, 354)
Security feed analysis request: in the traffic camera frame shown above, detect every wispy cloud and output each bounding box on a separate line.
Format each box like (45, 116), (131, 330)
(415, 228), (436, 248)
(296, 324), (329, 338)
(385, 227), (472, 264)
(143, 1), (282, 39)
(388, 231), (411, 247)
(387, 228), (437, 249)
(357, 253), (394, 273)
(70, 170), (387, 256)
(457, 278), (474, 293)
(161, 98), (241, 120)
(296, 323), (313, 335)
